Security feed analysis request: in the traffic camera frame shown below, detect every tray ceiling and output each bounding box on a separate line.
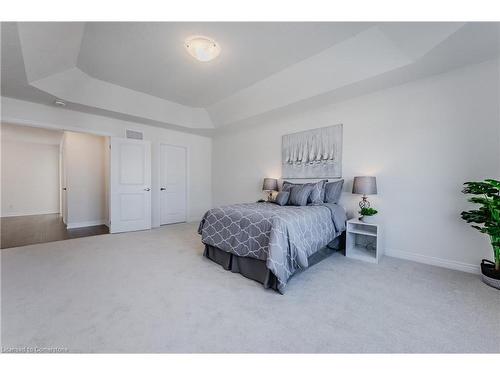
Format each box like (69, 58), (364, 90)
(2, 22), (499, 132)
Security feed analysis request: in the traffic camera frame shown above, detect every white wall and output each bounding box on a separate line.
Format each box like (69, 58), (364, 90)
(212, 59), (500, 272)
(1, 124), (62, 217)
(62, 131), (108, 228)
(1, 96), (212, 225)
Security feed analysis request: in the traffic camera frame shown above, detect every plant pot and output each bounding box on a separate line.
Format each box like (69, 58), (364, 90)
(480, 259), (500, 290)
(360, 215), (376, 224)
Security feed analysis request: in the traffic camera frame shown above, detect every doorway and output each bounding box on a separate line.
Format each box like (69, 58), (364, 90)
(60, 131), (109, 230)
(160, 144), (187, 225)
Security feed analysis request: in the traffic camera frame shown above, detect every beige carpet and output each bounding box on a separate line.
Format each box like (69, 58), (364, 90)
(2, 223), (499, 353)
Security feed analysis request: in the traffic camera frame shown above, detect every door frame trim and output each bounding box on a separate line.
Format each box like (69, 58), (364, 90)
(159, 142), (189, 225)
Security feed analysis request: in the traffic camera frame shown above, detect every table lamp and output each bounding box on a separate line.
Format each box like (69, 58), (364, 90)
(352, 176), (377, 208)
(262, 178), (278, 201)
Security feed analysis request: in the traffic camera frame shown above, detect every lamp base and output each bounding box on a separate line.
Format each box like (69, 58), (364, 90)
(359, 195), (370, 209)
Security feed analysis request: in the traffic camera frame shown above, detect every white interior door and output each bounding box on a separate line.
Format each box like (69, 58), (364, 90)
(160, 144), (187, 225)
(110, 137), (151, 233)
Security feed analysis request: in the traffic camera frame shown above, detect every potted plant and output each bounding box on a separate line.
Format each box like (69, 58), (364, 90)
(359, 207), (378, 223)
(460, 179), (500, 290)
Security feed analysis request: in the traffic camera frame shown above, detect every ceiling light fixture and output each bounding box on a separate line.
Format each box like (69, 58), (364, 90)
(184, 36), (221, 62)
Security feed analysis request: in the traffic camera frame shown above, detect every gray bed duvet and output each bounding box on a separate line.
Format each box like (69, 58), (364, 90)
(198, 202), (346, 293)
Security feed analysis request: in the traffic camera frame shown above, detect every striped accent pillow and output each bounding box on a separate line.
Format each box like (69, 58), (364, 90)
(324, 179), (344, 203)
(288, 184), (314, 206)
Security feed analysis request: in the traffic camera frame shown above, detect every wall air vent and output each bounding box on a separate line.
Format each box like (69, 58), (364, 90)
(126, 130), (143, 140)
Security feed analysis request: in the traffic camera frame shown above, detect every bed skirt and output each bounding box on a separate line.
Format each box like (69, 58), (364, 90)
(203, 232), (345, 293)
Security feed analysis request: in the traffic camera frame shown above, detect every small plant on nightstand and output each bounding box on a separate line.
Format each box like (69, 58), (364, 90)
(359, 207), (378, 223)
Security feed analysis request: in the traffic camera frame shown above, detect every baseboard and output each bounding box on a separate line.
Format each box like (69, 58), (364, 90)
(66, 219), (107, 229)
(385, 248), (480, 274)
(1, 210), (59, 218)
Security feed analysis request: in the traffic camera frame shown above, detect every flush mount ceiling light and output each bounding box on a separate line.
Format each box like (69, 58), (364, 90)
(184, 36), (221, 62)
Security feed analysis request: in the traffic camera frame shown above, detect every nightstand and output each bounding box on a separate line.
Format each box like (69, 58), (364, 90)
(346, 218), (383, 264)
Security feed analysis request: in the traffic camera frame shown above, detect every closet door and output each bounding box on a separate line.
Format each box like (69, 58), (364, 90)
(160, 144), (187, 225)
(109, 137), (151, 233)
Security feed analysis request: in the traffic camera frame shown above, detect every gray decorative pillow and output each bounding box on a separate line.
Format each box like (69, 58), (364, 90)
(309, 180), (327, 204)
(274, 191), (290, 206)
(324, 179), (344, 203)
(288, 184), (314, 206)
(282, 180), (326, 204)
(281, 180), (294, 192)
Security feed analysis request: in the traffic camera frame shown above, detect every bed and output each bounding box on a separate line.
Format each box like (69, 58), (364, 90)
(198, 200), (347, 293)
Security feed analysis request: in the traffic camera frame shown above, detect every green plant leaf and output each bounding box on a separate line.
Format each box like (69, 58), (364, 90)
(461, 179), (500, 262)
(359, 207), (378, 216)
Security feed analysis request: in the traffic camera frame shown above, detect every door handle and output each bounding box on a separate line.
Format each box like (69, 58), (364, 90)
(160, 187), (166, 191)
(144, 188), (151, 191)
(62, 187), (67, 191)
